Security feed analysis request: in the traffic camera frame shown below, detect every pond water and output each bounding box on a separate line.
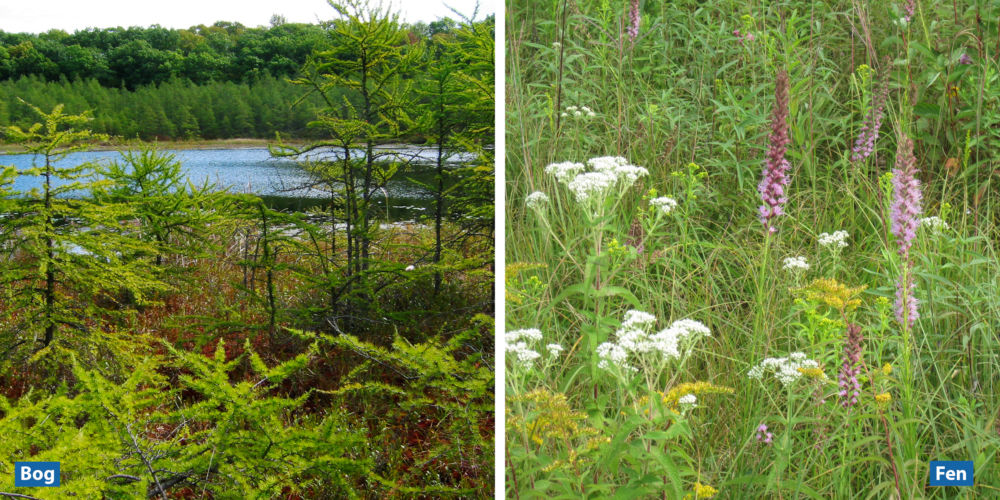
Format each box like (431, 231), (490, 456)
(2, 146), (476, 220)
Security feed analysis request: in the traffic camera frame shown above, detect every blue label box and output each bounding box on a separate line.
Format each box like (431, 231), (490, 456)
(13, 461), (60, 487)
(929, 460), (973, 486)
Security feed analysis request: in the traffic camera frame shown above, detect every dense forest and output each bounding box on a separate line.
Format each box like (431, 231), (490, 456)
(0, 16), (467, 141)
(1, 2), (494, 498)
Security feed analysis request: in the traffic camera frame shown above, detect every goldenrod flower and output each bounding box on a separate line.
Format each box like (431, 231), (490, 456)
(683, 482), (719, 499)
(796, 277), (867, 312)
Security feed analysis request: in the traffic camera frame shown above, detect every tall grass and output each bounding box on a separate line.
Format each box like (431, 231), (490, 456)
(505, 0), (1000, 497)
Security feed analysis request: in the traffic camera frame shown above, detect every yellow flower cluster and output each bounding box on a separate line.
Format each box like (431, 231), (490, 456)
(661, 381), (735, 409)
(796, 366), (827, 380)
(796, 277), (867, 312)
(505, 262), (546, 305)
(682, 482), (719, 499)
(507, 389), (596, 446)
(875, 392), (892, 405)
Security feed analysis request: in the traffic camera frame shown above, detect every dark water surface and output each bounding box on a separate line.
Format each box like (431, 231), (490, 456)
(3, 146), (474, 220)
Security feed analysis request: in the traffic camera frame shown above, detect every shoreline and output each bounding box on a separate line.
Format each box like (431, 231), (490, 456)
(0, 138), (304, 154)
(0, 138), (487, 155)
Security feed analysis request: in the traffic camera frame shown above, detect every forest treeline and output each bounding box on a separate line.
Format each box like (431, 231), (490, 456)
(0, 17), (471, 140)
(0, 75), (326, 140)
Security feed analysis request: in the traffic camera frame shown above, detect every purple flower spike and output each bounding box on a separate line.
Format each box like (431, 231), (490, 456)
(903, 0), (915, 22)
(959, 53), (973, 65)
(627, 0), (640, 42)
(837, 324), (864, 408)
(758, 70), (792, 233)
(895, 272), (919, 328)
(890, 135), (922, 257)
(890, 134), (923, 329)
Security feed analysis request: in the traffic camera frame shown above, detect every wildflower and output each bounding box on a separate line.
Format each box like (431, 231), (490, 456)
(882, 363), (892, 376)
(597, 313), (710, 373)
(756, 423), (773, 445)
(678, 393), (698, 410)
(919, 216), (948, 233)
(902, 0), (915, 22)
(404, 264), (415, 271)
(837, 324), (864, 407)
(544, 161), (585, 184)
(796, 278), (866, 312)
(875, 392), (892, 405)
(546, 343), (564, 357)
(758, 70), (792, 234)
(661, 381), (734, 408)
(567, 171), (616, 202)
(506, 328), (543, 344)
(622, 309), (657, 330)
(958, 53), (973, 65)
(891, 134), (922, 328)
(587, 156), (649, 184)
(650, 196), (678, 215)
(627, 0), (640, 42)
(818, 230), (849, 249)
(691, 482), (718, 499)
(891, 136), (922, 256)
(852, 60), (890, 163)
(525, 191), (549, 211)
(782, 256), (810, 271)
(748, 352), (821, 386)
(507, 389), (597, 446)
(506, 341), (541, 369)
(596, 341), (632, 371)
(797, 366), (827, 379)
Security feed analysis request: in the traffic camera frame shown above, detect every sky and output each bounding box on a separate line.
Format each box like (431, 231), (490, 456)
(0, 0), (493, 34)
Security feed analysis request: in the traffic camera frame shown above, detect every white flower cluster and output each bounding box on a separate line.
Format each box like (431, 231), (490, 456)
(678, 393), (698, 410)
(561, 105), (596, 118)
(650, 196), (678, 215)
(919, 216), (949, 234)
(546, 343), (564, 356)
(596, 310), (711, 372)
(747, 352), (820, 386)
(567, 172), (617, 202)
(545, 156), (649, 204)
(506, 328), (544, 369)
(587, 156), (648, 184)
(782, 256), (809, 271)
(525, 191), (549, 210)
(818, 230), (849, 249)
(544, 161), (585, 184)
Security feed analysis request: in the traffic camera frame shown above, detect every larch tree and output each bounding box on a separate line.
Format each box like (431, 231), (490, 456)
(0, 102), (166, 363)
(273, 0), (423, 328)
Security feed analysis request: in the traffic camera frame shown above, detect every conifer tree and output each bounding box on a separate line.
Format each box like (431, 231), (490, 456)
(274, 0), (422, 326)
(1, 102), (166, 359)
(92, 148), (216, 267)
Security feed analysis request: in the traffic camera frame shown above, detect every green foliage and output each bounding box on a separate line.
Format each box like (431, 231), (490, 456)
(0, 103), (167, 362)
(507, 0), (1000, 497)
(93, 147), (217, 266)
(0, 75), (326, 140)
(0, 341), (369, 498)
(293, 315), (494, 496)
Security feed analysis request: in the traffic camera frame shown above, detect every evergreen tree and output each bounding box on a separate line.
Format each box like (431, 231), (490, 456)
(275, 0), (422, 328)
(92, 147), (215, 267)
(0, 102), (166, 361)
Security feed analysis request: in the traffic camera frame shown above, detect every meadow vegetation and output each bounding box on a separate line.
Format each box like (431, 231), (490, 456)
(506, 0), (1000, 497)
(0, 2), (494, 498)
